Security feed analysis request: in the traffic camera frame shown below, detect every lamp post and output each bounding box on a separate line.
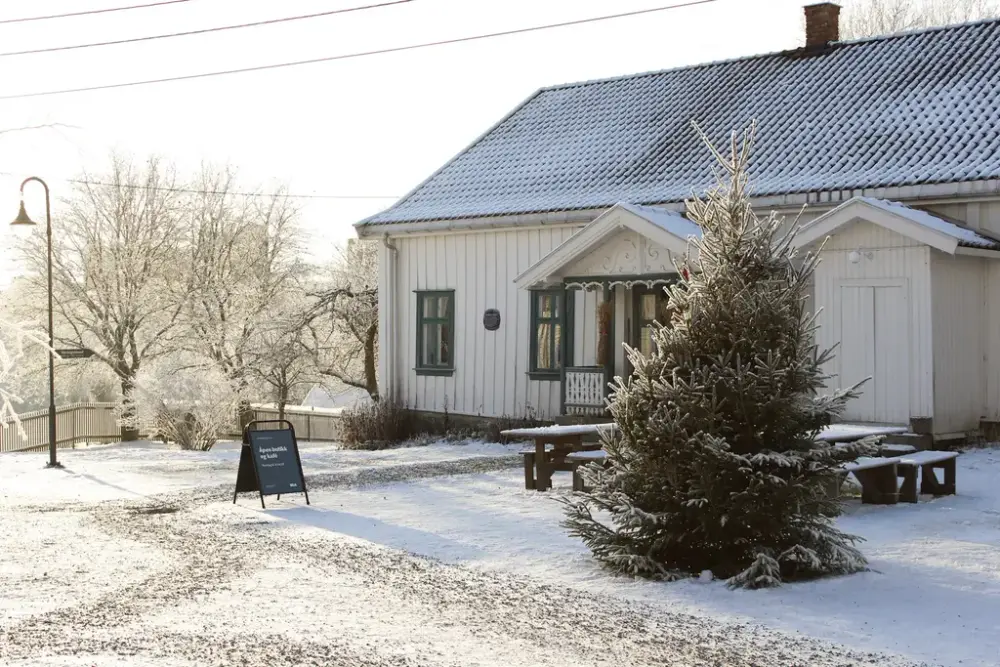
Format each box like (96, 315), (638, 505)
(10, 177), (61, 468)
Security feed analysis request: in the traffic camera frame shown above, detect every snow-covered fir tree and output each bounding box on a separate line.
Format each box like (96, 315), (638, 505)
(563, 124), (876, 589)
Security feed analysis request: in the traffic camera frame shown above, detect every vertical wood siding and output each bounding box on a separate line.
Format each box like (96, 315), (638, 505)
(388, 226), (582, 419)
(983, 262), (1000, 421)
(813, 222), (933, 421)
(931, 253), (986, 433)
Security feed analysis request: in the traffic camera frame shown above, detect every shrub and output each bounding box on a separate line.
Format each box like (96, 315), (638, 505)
(341, 398), (415, 449)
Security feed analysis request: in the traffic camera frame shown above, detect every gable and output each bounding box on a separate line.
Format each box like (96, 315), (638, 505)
(562, 229), (678, 278)
(515, 203), (698, 289)
(821, 221), (922, 251)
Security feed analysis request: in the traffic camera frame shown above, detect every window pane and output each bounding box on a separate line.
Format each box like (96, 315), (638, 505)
(640, 326), (654, 357)
(422, 296), (435, 319)
(436, 295), (450, 319)
(537, 322), (552, 369)
(422, 323), (438, 365)
(641, 294), (656, 321)
(554, 323), (562, 369)
(552, 294), (561, 319)
(538, 293), (552, 318)
(440, 325), (450, 365)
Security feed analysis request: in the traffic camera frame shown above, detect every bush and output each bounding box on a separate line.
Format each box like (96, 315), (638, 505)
(482, 410), (547, 443)
(152, 407), (224, 451)
(341, 399), (415, 449)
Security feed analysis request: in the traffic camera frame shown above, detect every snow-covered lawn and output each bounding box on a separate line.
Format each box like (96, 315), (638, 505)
(2, 439), (997, 665)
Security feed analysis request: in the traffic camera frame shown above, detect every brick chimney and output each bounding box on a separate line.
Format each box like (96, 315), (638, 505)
(804, 2), (841, 48)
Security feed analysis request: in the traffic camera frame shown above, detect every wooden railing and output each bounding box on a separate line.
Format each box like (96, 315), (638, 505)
(1, 402), (343, 453)
(564, 367), (607, 416)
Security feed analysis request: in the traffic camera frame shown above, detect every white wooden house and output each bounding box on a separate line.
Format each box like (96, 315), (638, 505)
(355, 3), (1000, 442)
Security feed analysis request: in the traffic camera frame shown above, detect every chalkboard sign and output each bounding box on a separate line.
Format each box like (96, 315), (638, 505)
(483, 308), (501, 331)
(233, 420), (310, 509)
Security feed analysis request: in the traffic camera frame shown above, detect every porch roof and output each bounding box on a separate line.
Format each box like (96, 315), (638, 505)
(514, 203), (700, 289)
(794, 196), (1000, 254)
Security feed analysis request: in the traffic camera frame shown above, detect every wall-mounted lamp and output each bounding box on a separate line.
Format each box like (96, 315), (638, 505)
(848, 248), (872, 264)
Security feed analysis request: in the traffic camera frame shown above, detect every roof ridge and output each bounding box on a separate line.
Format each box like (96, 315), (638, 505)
(540, 16), (1000, 94)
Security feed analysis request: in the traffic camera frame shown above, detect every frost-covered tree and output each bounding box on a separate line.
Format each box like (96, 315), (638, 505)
(0, 317), (50, 443)
(562, 124), (874, 589)
(303, 239), (379, 399)
(178, 165), (303, 427)
(248, 291), (317, 421)
(17, 154), (186, 441)
(840, 0), (999, 39)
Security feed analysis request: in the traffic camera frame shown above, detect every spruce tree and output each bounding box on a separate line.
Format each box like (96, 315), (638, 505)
(563, 124), (875, 588)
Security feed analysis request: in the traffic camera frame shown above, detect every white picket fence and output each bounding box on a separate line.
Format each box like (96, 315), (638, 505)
(0, 402), (343, 453)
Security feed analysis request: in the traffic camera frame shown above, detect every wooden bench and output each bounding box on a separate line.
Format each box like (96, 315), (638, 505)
(835, 457), (904, 504)
(565, 449), (609, 492)
(896, 451), (959, 502)
(502, 424), (617, 491)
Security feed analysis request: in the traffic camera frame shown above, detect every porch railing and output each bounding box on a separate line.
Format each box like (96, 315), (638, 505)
(564, 367), (607, 416)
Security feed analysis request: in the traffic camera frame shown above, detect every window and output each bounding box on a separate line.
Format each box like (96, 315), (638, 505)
(416, 291), (454, 376)
(636, 287), (671, 358)
(530, 290), (564, 378)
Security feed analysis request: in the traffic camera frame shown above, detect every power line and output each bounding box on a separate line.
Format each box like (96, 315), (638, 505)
(0, 0), (192, 25)
(0, 0), (414, 59)
(66, 178), (400, 199)
(0, 0), (719, 100)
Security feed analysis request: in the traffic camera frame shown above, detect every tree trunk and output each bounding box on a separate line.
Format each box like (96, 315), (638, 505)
(119, 376), (140, 442)
(277, 383), (288, 422)
(364, 321), (379, 401)
(237, 398), (253, 434)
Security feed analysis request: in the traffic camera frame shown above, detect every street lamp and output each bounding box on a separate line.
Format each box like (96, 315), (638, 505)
(10, 177), (61, 469)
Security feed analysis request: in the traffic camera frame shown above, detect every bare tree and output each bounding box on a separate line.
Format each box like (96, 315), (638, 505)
(19, 154), (186, 440)
(841, 0), (999, 38)
(179, 165), (303, 427)
(303, 239), (379, 400)
(249, 299), (316, 421)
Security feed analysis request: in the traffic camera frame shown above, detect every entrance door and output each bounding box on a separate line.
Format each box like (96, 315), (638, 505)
(838, 284), (910, 423)
(631, 285), (671, 369)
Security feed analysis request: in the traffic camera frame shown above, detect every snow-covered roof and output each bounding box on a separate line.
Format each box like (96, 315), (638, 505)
(856, 198), (1000, 249)
(360, 19), (1000, 228)
(618, 203), (702, 240)
(795, 196), (1000, 253)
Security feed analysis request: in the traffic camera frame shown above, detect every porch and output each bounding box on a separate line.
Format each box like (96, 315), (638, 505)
(514, 203), (700, 417)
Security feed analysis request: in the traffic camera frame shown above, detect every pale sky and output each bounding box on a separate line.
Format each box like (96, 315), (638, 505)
(0, 0), (815, 286)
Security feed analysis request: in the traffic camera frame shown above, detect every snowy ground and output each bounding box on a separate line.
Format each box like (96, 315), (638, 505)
(1, 440), (996, 666)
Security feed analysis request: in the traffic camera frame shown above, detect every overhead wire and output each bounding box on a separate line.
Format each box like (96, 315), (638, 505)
(0, 0), (415, 59)
(0, 0), (193, 25)
(0, 0), (720, 100)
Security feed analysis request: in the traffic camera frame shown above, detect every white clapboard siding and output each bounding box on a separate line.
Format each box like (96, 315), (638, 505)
(931, 253), (987, 432)
(388, 226), (585, 419)
(813, 221), (933, 423)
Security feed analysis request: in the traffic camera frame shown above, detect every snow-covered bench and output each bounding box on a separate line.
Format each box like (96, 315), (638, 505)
(565, 449), (609, 492)
(836, 457), (904, 504)
(501, 424), (616, 491)
(896, 450), (959, 502)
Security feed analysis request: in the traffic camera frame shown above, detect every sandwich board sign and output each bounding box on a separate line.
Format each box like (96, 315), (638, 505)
(233, 420), (310, 509)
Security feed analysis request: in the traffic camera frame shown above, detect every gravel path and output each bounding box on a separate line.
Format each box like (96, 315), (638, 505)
(0, 458), (934, 667)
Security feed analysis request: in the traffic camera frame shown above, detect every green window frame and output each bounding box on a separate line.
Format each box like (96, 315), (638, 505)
(529, 290), (566, 379)
(415, 290), (455, 376)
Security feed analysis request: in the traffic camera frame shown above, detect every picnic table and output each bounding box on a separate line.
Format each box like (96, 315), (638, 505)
(500, 423), (617, 491)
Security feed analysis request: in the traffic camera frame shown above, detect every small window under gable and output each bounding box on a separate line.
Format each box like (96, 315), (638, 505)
(416, 291), (455, 376)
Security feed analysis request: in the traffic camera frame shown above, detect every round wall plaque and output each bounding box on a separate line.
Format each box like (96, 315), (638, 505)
(483, 308), (501, 331)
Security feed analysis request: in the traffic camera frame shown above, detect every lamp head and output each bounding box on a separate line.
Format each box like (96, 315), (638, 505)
(9, 201), (37, 240)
